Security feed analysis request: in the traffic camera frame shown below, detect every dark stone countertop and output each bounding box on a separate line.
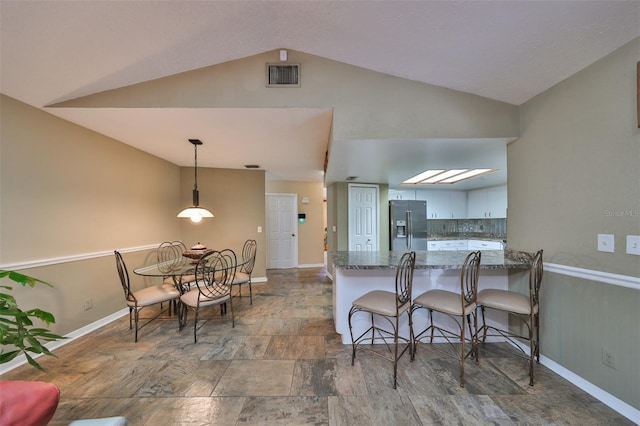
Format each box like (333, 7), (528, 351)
(330, 249), (534, 270)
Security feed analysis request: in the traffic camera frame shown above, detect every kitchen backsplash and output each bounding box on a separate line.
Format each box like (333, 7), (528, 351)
(427, 218), (507, 239)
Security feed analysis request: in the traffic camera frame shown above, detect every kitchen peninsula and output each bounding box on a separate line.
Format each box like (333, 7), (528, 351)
(330, 249), (535, 344)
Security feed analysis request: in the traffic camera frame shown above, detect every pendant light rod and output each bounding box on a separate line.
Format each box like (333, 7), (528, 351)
(189, 138), (202, 206)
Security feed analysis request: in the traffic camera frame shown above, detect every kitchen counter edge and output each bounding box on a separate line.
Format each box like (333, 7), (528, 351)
(330, 249), (534, 270)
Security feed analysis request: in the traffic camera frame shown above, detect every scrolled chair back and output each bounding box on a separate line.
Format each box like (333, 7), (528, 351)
(530, 249), (544, 305)
(114, 250), (134, 303)
(395, 251), (416, 311)
(157, 241), (186, 273)
(461, 251), (482, 306)
(194, 249), (237, 299)
(240, 239), (257, 274)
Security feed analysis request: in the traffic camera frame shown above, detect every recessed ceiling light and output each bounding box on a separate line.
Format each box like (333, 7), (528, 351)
(403, 169), (445, 184)
(402, 168), (497, 185)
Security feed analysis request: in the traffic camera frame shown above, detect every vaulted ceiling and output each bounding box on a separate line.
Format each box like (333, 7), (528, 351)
(2, 1), (638, 188)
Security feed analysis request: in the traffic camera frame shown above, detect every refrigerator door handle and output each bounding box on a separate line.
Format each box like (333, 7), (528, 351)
(406, 210), (412, 249)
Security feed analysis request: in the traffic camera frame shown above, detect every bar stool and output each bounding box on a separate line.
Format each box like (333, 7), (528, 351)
(477, 249), (543, 386)
(348, 251), (416, 389)
(411, 251), (481, 387)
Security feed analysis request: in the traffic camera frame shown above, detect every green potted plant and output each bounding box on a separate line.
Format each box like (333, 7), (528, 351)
(0, 269), (65, 370)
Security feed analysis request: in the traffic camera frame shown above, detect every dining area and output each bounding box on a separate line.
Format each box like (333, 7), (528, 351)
(3, 262), (632, 425)
(115, 239), (257, 344)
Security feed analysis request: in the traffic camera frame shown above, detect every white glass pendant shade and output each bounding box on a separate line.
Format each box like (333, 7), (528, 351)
(177, 139), (213, 222)
(177, 206), (214, 223)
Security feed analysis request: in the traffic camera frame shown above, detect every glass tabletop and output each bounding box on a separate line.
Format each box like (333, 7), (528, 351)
(134, 257), (249, 277)
(133, 259), (199, 277)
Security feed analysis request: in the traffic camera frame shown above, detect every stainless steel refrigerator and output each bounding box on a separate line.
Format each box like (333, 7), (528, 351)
(389, 200), (428, 250)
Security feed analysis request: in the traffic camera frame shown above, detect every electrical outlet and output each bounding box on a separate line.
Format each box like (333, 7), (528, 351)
(626, 235), (640, 255)
(597, 234), (614, 253)
(602, 348), (615, 369)
(83, 298), (93, 311)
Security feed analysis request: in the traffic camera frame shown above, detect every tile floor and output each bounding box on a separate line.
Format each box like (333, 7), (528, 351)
(1, 267), (633, 425)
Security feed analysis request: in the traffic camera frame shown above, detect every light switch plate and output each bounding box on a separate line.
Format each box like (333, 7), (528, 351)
(626, 235), (640, 255)
(597, 234), (614, 253)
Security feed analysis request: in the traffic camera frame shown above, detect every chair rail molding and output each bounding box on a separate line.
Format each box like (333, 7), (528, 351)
(544, 262), (640, 290)
(0, 244), (160, 271)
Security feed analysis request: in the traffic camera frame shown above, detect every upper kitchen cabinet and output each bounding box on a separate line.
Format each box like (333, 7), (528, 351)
(389, 189), (416, 200)
(416, 190), (467, 219)
(466, 185), (508, 218)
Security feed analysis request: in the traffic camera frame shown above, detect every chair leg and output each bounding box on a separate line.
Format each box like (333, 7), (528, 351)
(393, 331), (399, 389)
(535, 312), (540, 363)
(248, 280), (253, 305)
(480, 306), (488, 342)
(134, 308), (139, 343)
(348, 307), (357, 365)
(460, 317), (466, 387)
(428, 310), (435, 343)
(193, 307), (199, 343)
(529, 312), (535, 386)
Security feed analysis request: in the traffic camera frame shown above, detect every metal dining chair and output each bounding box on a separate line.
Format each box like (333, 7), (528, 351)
(348, 251), (416, 389)
(230, 239), (257, 304)
(179, 249), (237, 343)
(158, 241), (195, 290)
(114, 250), (180, 342)
(477, 249), (544, 385)
(411, 251), (482, 387)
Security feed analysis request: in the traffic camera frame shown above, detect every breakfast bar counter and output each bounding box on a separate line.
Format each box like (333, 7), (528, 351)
(330, 249), (534, 344)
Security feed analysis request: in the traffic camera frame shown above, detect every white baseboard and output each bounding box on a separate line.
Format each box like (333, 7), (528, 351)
(297, 263), (326, 268)
(506, 340), (639, 424)
(0, 308), (128, 376)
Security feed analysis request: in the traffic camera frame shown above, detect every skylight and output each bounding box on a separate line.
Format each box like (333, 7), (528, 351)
(402, 169), (497, 185)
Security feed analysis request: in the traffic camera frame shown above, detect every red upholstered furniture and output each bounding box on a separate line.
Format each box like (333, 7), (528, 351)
(0, 380), (60, 426)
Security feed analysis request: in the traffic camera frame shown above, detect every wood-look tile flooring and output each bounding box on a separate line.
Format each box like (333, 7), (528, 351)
(2, 267), (632, 425)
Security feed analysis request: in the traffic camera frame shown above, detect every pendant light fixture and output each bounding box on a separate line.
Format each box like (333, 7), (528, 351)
(177, 138), (214, 223)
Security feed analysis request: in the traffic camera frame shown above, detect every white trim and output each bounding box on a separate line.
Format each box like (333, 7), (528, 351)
(298, 263), (326, 268)
(0, 308), (129, 375)
(0, 244), (159, 270)
(505, 340), (639, 424)
(541, 354), (640, 424)
(545, 262), (640, 290)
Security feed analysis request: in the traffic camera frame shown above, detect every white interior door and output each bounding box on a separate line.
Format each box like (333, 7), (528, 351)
(266, 193), (298, 268)
(348, 184), (379, 251)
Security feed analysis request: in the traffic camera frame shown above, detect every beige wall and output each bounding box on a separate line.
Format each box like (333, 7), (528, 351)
(265, 180), (325, 265)
(54, 49), (520, 141)
(180, 167), (266, 276)
(507, 38), (640, 410)
(1, 94), (181, 335)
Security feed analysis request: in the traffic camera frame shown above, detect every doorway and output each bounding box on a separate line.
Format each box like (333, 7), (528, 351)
(348, 184), (379, 251)
(266, 193), (298, 268)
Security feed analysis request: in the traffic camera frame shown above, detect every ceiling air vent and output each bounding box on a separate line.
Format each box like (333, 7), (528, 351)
(266, 64), (300, 87)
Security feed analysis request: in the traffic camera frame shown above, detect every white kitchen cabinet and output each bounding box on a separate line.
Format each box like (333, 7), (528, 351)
(427, 240), (468, 251)
(466, 189), (488, 218)
(466, 186), (507, 218)
(389, 189), (416, 200)
(416, 190), (467, 219)
(467, 240), (504, 250)
(428, 239), (502, 251)
(488, 186), (508, 218)
(449, 191), (467, 219)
